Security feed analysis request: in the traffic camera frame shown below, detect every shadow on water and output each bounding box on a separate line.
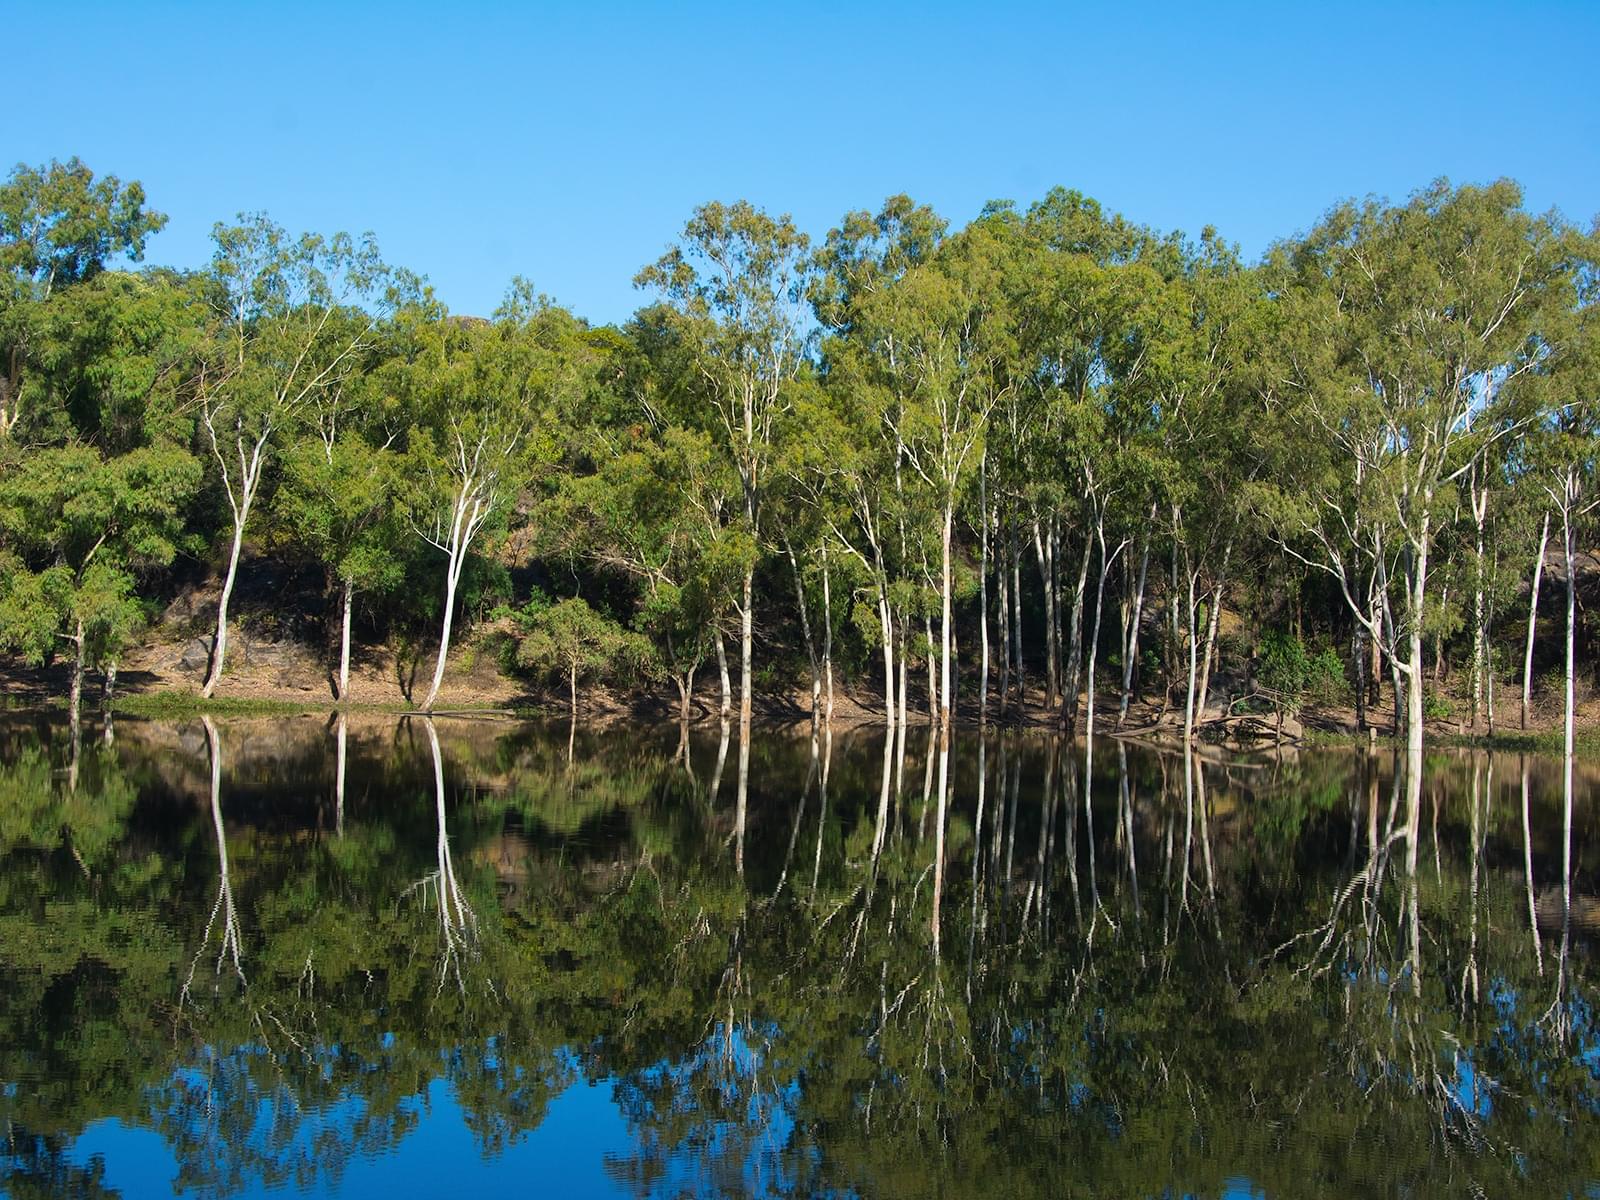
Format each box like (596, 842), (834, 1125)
(0, 712), (1598, 1198)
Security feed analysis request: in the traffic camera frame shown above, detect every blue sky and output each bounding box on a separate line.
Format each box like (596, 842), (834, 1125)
(8, 0), (1597, 325)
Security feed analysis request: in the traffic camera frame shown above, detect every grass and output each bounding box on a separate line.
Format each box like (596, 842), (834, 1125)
(113, 691), (326, 718)
(108, 690), (534, 719)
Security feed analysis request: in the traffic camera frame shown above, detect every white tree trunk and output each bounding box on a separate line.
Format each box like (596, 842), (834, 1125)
(716, 627), (732, 722)
(878, 587), (896, 722)
(1407, 518), (1430, 760)
(736, 565), (754, 876)
(1060, 534), (1092, 732)
(821, 542), (835, 724)
(338, 577), (354, 701)
(1033, 519), (1058, 707)
(1117, 527), (1151, 729)
(201, 426), (267, 700)
(979, 460), (991, 728)
(1522, 511), (1549, 730)
(422, 530), (467, 713)
(203, 500), (251, 698)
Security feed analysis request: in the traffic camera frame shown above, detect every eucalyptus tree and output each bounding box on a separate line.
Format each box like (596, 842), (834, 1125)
(558, 307), (746, 724)
(402, 286), (582, 712)
(811, 196), (947, 724)
(514, 595), (654, 755)
(1146, 233), (1262, 738)
(0, 269), (201, 739)
(1013, 190), (1153, 718)
(195, 214), (408, 697)
(277, 361), (406, 700)
(854, 216), (1017, 735)
(635, 202), (812, 723)
(636, 201), (813, 871)
(1253, 180), (1577, 757)
(0, 157), (166, 445)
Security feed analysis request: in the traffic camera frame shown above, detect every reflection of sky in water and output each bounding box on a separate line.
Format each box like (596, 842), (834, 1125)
(76, 1072), (642, 1198)
(65, 1032), (807, 1200)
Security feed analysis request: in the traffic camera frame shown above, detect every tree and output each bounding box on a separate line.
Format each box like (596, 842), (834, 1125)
(0, 157), (166, 443)
(1254, 180), (1578, 757)
(196, 214), (408, 697)
(0, 442), (199, 739)
(636, 201), (813, 870)
(811, 196), (949, 725)
(403, 285), (584, 712)
(0, 268), (201, 741)
(277, 368), (406, 700)
(515, 595), (655, 728)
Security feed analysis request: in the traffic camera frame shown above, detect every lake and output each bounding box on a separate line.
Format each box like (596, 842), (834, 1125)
(1, 714), (1596, 1198)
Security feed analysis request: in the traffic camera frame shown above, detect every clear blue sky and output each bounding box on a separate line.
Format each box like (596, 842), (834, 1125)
(9, 0), (1598, 325)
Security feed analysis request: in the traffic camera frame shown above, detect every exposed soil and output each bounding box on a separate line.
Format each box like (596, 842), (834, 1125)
(5, 571), (1597, 744)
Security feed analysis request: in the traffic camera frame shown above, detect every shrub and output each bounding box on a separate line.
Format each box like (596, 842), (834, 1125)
(1258, 631), (1350, 711)
(1423, 691), (1455, 721)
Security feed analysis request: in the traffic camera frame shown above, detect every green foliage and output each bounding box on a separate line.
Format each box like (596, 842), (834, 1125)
(1258, 631), (1348, 711)
(1423, 691), (1456, 721)
(512, 596), (657, 702)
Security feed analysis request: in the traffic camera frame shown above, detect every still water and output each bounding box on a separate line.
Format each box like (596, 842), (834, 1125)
(1, 713), (1596, 1198)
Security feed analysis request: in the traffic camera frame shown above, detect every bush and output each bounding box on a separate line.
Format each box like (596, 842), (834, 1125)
(1258, 631), (1350, 711)
(1423, 690), (1455, 721)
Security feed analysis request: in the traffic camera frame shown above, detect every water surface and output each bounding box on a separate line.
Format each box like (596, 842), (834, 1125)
(1, 714), (1597, 1198)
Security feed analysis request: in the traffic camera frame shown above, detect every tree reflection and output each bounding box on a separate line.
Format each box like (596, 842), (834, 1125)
(0, 716), (1595, 1199)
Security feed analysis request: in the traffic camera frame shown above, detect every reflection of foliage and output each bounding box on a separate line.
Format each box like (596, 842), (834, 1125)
(0, 720), (1596, 1198)
(0, 742), (138, 862)
(0, 1130), (121, 1200)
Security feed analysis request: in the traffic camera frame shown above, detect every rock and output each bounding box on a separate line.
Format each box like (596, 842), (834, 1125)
(178, 638), (213, 671)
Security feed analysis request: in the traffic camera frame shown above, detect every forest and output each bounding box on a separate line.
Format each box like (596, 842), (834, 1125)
(1, 156), (1597, 763)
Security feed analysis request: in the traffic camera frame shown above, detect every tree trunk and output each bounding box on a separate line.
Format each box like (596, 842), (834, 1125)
(1470, 465), (1488, 731)
(940, 504), (954, 733)
(1561, 489), (1576, 763)
(1082, 525), (1119, 768)
(1061, 533), (1092, 732)
(1117, 524), (1152, 729)
(979, 459), (991, 728)
(421, 538), (465, 712)
(1183, 568), (1199, 748)
(878, 586), (896, 722)
(1353, 619), (1368, 733)
(1522, 510), (1549, 730)
(678, 667), (695, 726)
(897, 621), (909, 728)
(568, 660), (578, 766)
(338, 576), (354, 702)
(202, 502), (251, 698)
(1406, 517), (1431, 759)
(1196, 576), (1226, 720)
(1556, 481), (1577, 1029)
(1033, 518), (1059, 708)
(716, 627), (732, 722)
(821, 541), (835, 724)
(1011, 533), (1025, 716)
(997, 528), (1011, 721)
(785, 536), (821, 730)
(68, 621), (85, 761)
(736, 565), (754, 877)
